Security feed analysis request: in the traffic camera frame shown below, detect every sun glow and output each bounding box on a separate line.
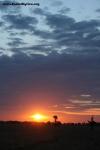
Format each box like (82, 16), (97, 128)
(31, 113), (47, 122)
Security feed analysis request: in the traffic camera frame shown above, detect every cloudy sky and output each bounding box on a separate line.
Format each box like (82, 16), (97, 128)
(0, 0), (100, 122)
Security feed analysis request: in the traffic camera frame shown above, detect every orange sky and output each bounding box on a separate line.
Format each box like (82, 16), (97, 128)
(1, 106), (99, 123)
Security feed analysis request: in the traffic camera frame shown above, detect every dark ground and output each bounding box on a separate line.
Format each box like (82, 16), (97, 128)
(0, 121), (100, 150)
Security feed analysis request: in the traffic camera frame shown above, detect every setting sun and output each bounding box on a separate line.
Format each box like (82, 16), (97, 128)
(30, 113), (47, 122)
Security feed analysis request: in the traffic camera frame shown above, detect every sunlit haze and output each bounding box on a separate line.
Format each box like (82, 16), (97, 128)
(30, 113), (48, 122)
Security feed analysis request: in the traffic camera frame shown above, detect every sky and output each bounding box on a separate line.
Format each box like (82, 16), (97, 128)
(0, 0), (100, 122)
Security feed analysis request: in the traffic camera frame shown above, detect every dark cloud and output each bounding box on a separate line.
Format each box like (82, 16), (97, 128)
(2, 14), (38, 31)
(0, 47), (5, 55)
(72, 20), (100, 31)
(30, 10), (100, 55)
(7, 37), (26, 47)
(33, 29), (52, 39)
(3, 9), (100, 57)
(10, 44), (53, 55)
(0, 53), (100, 112)
(33, 8), (46, 15)
(96, 8), (100, 13)
(0, 1), (100, 117)
(46, 13), (75, 30)
(0, 21), (4, 26)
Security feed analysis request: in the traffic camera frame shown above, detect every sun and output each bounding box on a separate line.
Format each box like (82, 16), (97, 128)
(31, 113), (47, 122)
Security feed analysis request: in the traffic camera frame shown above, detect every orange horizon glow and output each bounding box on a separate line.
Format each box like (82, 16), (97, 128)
(28, 108), (100, 123)
(1, 106), (100, 123)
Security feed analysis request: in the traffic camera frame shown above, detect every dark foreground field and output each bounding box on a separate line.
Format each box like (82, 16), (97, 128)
(0, 122), (100, 150)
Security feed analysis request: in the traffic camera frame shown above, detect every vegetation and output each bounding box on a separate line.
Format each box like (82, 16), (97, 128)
(53, 115), (58, 123)
(0, 121), (100, 150)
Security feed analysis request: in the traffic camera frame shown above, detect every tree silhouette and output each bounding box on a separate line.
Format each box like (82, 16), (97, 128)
(88, 115), (96, 130)
(53, 115), (58, 123)
(91, 116), (94, 122)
